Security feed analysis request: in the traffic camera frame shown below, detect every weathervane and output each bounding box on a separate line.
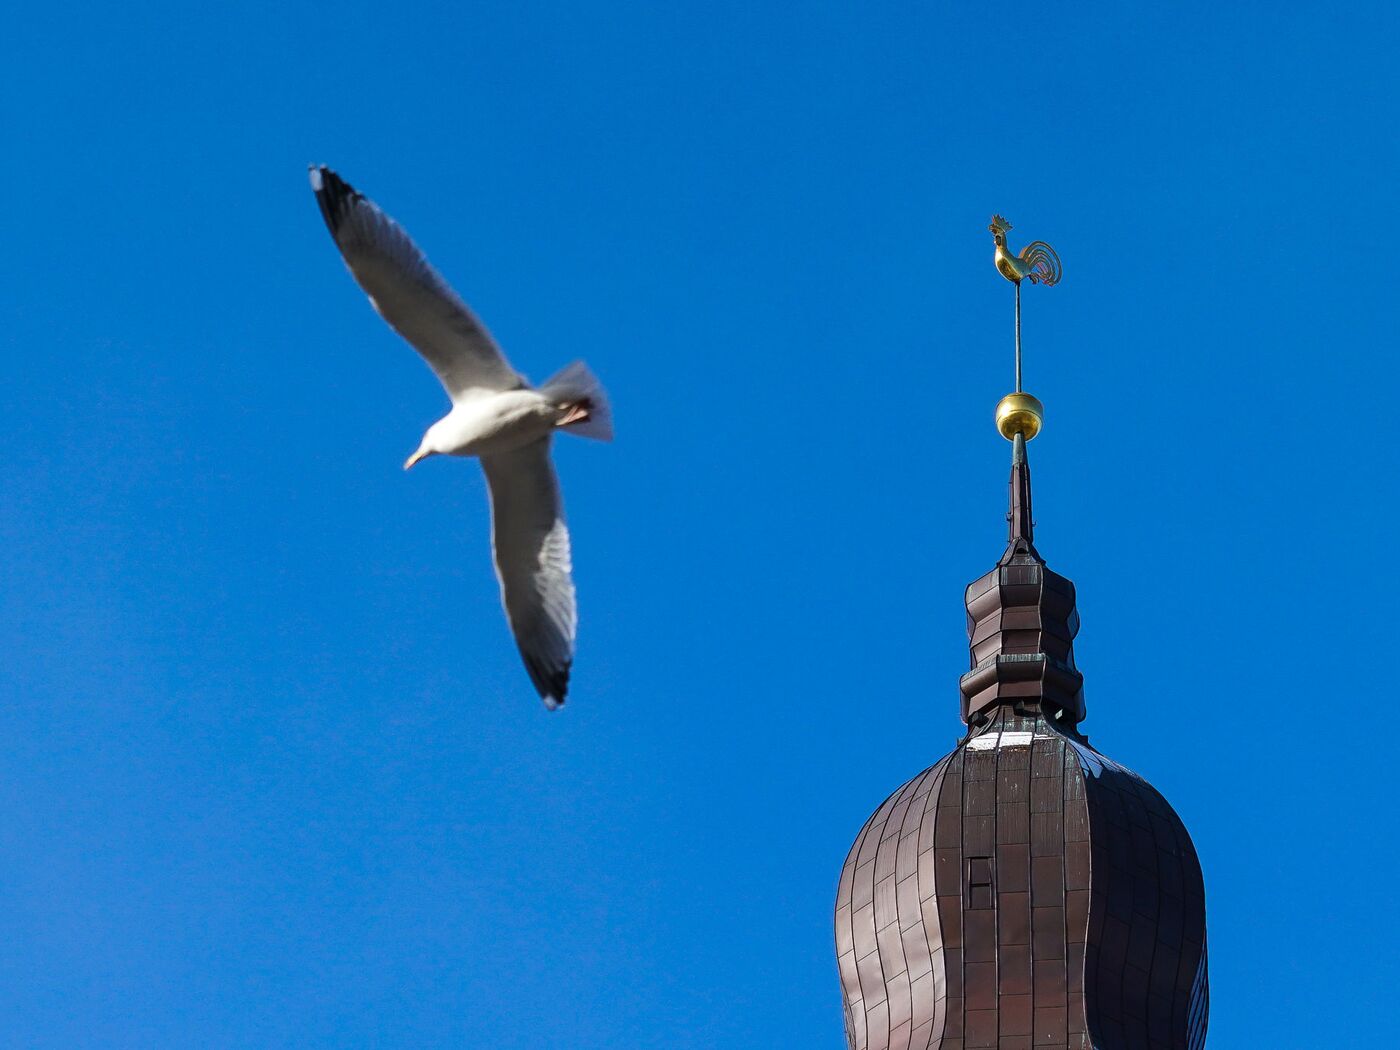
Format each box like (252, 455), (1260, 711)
(989, 214), (1061, 442)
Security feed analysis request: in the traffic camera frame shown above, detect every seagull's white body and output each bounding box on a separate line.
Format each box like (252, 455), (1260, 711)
(418, 388), (564, 460)
(309, 165), (611, 708)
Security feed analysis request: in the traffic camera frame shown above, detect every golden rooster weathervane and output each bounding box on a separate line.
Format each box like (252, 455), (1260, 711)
(989, 214), (1061, 443)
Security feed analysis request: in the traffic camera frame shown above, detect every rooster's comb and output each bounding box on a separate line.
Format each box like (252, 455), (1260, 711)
(989, 214), (1012, 235)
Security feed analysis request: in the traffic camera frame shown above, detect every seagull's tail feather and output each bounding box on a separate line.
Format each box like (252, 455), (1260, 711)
(542, 361), (613, 442)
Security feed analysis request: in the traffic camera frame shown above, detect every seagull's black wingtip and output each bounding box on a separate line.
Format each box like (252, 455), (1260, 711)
(524, 654), (571, 711)
(308, 164), (360, 236)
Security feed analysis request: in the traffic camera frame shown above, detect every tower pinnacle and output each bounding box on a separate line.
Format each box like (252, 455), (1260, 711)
(1006, 431), (1034, 547)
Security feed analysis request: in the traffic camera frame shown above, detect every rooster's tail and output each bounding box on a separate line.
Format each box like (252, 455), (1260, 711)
(1021, 241), (1062, 286)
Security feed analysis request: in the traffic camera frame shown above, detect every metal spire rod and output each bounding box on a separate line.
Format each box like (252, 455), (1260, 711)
(1014, 280), (1022, 393)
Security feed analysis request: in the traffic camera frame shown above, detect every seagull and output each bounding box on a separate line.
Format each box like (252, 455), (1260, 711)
(309, 165), (611, 709)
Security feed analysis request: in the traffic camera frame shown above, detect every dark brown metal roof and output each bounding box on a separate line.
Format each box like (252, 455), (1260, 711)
(834, 439), (1208, 1049)
(960, 435), (1084, 728)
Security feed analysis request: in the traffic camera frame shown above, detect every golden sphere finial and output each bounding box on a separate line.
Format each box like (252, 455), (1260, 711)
(996, 392), (1044, 441)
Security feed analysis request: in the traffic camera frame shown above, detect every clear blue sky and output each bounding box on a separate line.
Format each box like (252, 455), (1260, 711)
(1, 2), (1395, 1046)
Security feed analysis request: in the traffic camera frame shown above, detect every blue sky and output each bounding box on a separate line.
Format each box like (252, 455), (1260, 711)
(1, 2), (1396, 1046)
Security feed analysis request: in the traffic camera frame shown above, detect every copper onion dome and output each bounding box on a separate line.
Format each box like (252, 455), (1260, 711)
(833, 438), (1208, 1048)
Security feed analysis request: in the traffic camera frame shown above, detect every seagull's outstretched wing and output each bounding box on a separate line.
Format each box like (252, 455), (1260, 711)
(480, 439), (577, 708)
(309, 165), (523, 400)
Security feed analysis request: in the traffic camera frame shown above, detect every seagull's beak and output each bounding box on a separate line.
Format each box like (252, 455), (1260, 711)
(404, 448), (430, 471)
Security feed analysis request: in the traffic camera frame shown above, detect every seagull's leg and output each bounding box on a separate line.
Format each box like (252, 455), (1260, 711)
(556, 402), (592, 428)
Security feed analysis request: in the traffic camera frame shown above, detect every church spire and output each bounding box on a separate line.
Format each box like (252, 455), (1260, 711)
(1006, 431), (1035, 551)
(990, 210), (1050, 562)
(957, 218), (1082, 726)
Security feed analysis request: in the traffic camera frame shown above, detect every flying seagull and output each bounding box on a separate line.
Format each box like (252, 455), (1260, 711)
(309, 165), (611, 709)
